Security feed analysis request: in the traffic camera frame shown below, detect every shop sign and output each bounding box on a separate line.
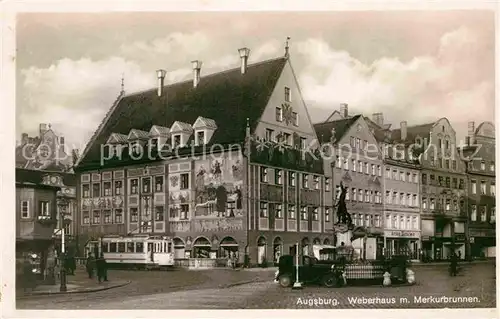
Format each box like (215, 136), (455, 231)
(454, 234), (466, 242)
(384, 230), (419, 238)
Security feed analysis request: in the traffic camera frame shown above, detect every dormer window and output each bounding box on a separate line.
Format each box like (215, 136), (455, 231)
(107, 145), (115, 157)
(285, 87), (291, 102)
(276, 106), (283, 122)
(172, 134), (181, 148)
(195, 130), (205, 146)
(130, 142), (141, 155)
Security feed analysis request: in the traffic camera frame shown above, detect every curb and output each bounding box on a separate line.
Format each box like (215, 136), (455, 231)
(17, 280), (131, 299)
(411, 260), (494, 267)
(221, 278), (269, 289)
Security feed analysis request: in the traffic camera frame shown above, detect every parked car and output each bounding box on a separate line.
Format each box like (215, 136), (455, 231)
(275, 255), (343, 288)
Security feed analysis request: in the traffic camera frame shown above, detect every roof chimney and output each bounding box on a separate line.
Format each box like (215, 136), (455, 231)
(192, 60), (202, 88)
(372, 112), (384, 127)
(340, 103), (348, 118)
(156, 69), (166, 97)
(238, 48), (250, 74)
(39, 123), (48, 136)
(400, 121), (407, 141)
(468, 121), (475, 137)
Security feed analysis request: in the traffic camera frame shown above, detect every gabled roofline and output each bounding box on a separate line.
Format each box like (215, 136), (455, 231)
(77, 56), (287, 168)
(234, 57), (287, 135)
(119, 56), (287, 100)
(433, 117), (456, 135)
(286, 57), (321, 141)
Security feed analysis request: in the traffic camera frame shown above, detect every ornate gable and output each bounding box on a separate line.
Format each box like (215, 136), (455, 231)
(170, 121), (193, 133)
(149, 125), (170, 138)
(127, 129), (149, 141)
(193, 116), (217, 130)
(107, 133), (128, 144)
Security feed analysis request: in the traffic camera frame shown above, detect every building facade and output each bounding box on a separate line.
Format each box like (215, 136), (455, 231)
(315, 109), (385, 260)
(16, 123), (73, 171)
(16, 168), (60, 284)
(382, 157), (421, 260)
(392, 118), (468, 260)
(75, 48), (332, 266)
(463, 121), (496, 259)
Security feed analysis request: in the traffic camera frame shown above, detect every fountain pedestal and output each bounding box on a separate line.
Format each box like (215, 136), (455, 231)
(336, 229), (353, 248)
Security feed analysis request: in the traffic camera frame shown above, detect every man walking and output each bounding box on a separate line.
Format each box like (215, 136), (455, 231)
(449, 252), (458, 276)
(86, 253), (95, 279)
(96, 253), (108, 283)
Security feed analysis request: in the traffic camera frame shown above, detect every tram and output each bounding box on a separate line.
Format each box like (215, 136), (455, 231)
(86, 235), (175, 269)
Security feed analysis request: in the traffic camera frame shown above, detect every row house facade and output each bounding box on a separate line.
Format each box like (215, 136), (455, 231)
(463, 121), (496, 259)
(75, 47), (333, 266)
(16, 168), (61, 284)
(314, 111), (385, 260)
(391, 118), (468, 260)
(382, 151), (421, 260)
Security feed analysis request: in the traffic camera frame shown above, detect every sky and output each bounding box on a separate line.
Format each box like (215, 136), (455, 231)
(15, 11), (495, 150)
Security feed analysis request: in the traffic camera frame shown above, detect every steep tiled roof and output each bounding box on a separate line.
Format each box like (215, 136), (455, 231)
(391, 122), (434, 144)
(16, 168), (77, 187)
(78, 57), (287, 168)
(364, 116), (390, 143)
(313, 115), (361, 144)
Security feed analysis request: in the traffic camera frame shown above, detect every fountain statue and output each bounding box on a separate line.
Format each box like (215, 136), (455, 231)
(334, 182), (369, 260)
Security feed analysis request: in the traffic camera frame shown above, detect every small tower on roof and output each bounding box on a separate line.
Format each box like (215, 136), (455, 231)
(284, 37), (291, 58)
(120, 73), (125, 95)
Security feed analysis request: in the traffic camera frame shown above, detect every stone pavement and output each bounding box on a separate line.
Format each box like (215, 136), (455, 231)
(17, 269), (130, 298)
(16, 266), (274, 308)
(16, 262), (495, 309)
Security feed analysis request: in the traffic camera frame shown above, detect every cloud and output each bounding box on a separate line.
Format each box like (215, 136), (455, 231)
(120, 32), (211, 63)
(17, 27), (492, 151)
(297, 26), (494, 141)
(17, 37), (282, 149)
(19, 57), (155, 148)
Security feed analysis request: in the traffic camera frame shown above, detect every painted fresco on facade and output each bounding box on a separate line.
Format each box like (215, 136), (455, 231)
(194, 218), (243, 232)
(194, 153), (244, 218)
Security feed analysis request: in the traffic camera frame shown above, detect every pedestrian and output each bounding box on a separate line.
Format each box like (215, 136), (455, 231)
(458, 250), (462, 260)
(232, 252), (237, 269)
(86, 253), (95, 279)
(70, 255), (77, 275)
(449, 252), (458, 276)
(96, 253), (108, 283)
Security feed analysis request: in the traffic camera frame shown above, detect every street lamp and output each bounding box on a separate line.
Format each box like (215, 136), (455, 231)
(57, 197), (69, 292)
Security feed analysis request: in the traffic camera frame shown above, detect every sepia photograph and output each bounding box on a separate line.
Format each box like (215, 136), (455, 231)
(3, 0), (497, 316)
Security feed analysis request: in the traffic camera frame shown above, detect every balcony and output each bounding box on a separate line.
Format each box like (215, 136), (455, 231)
(18, 216), (57, 241)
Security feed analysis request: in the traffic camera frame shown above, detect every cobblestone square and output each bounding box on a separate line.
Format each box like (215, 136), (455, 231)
(17, 262), (495, 310)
